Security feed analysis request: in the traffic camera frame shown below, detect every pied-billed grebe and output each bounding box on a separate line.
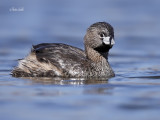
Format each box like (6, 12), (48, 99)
(12, 22), (115, 78)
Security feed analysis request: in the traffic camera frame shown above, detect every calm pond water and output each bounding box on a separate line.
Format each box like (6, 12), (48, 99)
(0, 0), (160, 120)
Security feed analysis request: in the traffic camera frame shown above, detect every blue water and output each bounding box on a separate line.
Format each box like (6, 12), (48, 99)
(0, 0), (160, 120)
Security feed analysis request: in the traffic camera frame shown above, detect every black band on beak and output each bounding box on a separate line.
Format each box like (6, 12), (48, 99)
(109, 37), (112, 46)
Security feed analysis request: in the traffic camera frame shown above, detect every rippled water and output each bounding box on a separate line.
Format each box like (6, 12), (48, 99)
(0, 0), (160, 120)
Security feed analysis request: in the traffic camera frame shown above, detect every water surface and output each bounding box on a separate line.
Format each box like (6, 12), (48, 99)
(0, 0), (160, 120)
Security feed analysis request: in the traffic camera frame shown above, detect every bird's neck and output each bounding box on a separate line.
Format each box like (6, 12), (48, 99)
(85, 46), (108, 63)
(85, 45), (114, 77)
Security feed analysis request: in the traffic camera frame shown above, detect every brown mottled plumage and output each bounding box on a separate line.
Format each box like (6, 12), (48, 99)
(11, 22), (115, 78)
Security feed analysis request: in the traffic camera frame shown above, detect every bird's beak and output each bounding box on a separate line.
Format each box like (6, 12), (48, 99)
(103, 37), (115, 46)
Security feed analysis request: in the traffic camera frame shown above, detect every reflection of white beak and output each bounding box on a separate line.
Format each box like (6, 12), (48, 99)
(103, 37), (115, 45)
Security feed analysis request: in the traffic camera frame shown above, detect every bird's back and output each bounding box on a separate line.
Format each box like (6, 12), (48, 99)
(12, 43), (88, 77)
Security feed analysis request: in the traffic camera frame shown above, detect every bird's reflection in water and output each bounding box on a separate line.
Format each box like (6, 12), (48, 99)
(23, 77), (111, 85)
(20, 77), (114, 95)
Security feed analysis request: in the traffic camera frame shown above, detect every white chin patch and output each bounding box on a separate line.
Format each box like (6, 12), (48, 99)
(103, 37), (115, 45)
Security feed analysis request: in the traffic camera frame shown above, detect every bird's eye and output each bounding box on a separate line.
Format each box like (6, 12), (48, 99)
(100, 33), (104, 37)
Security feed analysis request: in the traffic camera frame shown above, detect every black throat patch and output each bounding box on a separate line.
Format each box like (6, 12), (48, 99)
(94, 44), (112, 53)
